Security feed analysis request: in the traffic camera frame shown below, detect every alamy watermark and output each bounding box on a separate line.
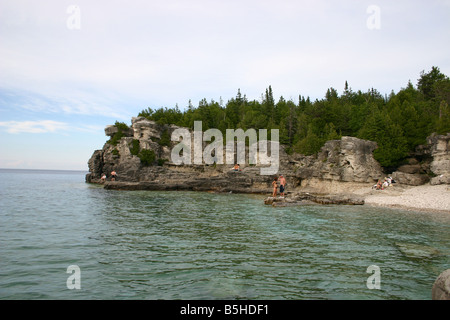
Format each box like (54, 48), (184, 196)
(66, 265), (81, 289)
(66, 5), (81, 30)
(366, 265), (381, 290)
(171, 121), (280, 175)
(366, 5), (381, 30)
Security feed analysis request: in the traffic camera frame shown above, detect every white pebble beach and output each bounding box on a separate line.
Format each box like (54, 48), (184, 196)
(362, 184), (450, 213)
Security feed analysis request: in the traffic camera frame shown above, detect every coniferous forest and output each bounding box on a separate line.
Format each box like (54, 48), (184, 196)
(137, 67), (450, 169)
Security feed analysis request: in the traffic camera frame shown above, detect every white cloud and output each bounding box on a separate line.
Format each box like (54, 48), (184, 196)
(0, 120), (69, 134)
(0, 120), (108, 136)
(0, 0), (449, 107)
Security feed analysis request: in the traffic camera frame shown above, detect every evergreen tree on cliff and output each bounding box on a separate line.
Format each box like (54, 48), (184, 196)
(136, 67), (449, 169)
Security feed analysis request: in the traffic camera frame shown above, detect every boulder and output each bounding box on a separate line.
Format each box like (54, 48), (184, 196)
(391, 171), (430, 186)
(397, 164), (421, 174)
(431, 174), (450, 185)
(104, 125), (133, 138)
(264, 197), (283, 205)
(432, 269), (450, 300)
(104, 125), (118, 137)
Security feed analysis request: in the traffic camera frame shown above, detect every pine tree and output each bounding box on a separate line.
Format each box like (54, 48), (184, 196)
(417, 66), (449, 100)
(437, 101), (450, 134)
(358, 109), (408, 167)
(294, 124), (322, 155)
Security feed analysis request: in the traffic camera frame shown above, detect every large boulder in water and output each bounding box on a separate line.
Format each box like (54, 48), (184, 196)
(432, 269), (450, 300)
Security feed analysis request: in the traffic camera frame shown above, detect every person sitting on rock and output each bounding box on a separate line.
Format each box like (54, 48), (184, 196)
(111, 170), (117, 181)
(101, 173), (106, 183)
(233, 164), (240, 171)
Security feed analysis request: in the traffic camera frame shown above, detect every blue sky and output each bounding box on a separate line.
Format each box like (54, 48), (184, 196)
(1, 0), (449, 170)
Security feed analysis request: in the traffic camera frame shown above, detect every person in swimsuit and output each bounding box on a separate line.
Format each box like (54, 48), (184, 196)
(279, 174), (286, 197)
(272, 176), (278, 197)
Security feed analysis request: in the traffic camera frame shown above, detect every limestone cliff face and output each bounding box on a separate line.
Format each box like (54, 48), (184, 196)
(291, 137), (382, 182)
(281, 136), (384, 194)
(87, 117), (178, 183)
(87, 118), (450, 193)
(388, 133), (450, 186)
(86, 117), (386, 193)
(429, 133), (450, 185)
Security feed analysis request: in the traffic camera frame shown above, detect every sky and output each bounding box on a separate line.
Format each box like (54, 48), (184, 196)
(0, 0), (449, 171)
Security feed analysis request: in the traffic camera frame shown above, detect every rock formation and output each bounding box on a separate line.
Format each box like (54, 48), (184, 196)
(429, 133), (450, 185)
(432, 269), (450, 300)
(390, 133), (450, 186)
(86, 118), (449, 194)
(264, 193), (365, 207)
(288, 136), (383, 193)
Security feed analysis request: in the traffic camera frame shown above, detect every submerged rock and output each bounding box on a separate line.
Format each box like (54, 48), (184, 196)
(395, 242), (440, 260)
(264, 193), (364, 207)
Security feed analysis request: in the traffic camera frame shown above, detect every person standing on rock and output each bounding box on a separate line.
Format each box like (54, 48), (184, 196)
(279, 174), (286, 198)
(272, 176), (278, 197)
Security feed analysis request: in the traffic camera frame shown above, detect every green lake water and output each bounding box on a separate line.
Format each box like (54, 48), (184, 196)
(0, 169), (449, 300)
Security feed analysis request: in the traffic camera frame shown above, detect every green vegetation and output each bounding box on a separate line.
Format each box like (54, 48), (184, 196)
(158, 158), (168, 166)
(130, 139), (140, 156)
(159, 129), (171, 147)
(136, 67), (449, 168)
(129, 138), (158, 166)
(138, 149), (156, 166)
(108, 121), (130, 146)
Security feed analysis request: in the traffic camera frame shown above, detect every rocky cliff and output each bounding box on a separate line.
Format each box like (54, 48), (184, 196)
(390, 133), (450, 186)
(86, 117), (449, 194)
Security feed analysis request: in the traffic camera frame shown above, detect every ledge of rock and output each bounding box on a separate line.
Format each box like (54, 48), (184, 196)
(103, 179), (268, 194)
(264, 193), (365, 207)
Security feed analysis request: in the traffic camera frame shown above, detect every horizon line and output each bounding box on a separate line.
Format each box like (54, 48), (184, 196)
(0, 167), (89, 172)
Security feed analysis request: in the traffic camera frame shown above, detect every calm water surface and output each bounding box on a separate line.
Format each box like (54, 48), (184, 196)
(0, 169), (449, 300)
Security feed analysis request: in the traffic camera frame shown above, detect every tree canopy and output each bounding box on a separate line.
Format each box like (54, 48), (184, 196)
(137, 67), (450, 168)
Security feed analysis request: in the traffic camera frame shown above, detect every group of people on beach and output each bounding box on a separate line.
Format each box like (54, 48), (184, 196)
(373, 176), (395, 190)
(272, 175), (287, 198)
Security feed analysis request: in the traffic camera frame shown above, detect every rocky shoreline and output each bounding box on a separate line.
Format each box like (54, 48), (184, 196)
(86, 118), (450, 213)
(262, 184), (450, 214)
(363, 184), (450, 214)
(264, 192), (365, 207)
